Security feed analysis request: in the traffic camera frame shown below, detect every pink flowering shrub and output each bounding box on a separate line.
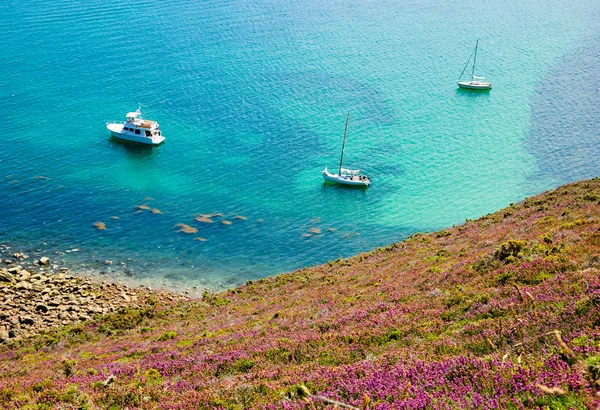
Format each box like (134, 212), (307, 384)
(2, 179), (600, 408)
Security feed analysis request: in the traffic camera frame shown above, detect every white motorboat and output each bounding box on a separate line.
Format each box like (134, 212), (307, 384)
(107, 104), (165, 145)
(457, 40), (492, 90)
(322, 113), (371, 188)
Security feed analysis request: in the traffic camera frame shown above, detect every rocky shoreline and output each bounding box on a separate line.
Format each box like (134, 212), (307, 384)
(0, 249), (189, 344)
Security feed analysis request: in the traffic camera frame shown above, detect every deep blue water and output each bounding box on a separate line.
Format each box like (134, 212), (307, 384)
(1, 0), (599, 293)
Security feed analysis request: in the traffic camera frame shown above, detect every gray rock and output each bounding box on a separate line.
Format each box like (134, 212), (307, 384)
(0, 270), (15, 283)
(15, 282), (32, 290)
(17, 271), (31, 281)
(102, 375), (116, 387)
(18, 316), (35, 326)
(35, 304), (49, 313)
(0, 328), (9, 343)
(39, 257), (50, 265)
(87, 306), (103, 314)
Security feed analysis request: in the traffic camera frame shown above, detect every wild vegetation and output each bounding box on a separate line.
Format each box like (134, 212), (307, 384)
(2, 179), (600, 409)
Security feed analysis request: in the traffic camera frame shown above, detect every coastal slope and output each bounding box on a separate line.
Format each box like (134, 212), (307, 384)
(2, 179), (600, 409)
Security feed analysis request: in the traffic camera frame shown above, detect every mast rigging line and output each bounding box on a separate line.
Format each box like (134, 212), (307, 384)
(338, 112), (350, 175)
(458, 46), (476, 81)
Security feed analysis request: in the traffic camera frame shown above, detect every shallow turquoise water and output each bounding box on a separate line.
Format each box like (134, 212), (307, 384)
(1, 0), (599, 291)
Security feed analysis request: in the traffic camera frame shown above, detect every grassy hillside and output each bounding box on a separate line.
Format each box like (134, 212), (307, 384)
(3, 179), (600, 409)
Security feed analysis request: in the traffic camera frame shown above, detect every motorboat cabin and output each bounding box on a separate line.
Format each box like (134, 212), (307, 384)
(107, 106), (165, 145)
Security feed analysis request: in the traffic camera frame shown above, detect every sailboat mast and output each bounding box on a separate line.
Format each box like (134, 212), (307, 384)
(339, 112), (349, 175)
(471, 40), (478, 81)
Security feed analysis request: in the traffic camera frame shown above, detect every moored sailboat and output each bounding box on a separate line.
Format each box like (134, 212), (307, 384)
(322, 113), (371, 187)
(457, 40), (492, 90)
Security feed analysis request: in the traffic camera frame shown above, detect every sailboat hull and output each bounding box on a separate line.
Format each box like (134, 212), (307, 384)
(457, 81), (492, 90)
(322, 170), (370, 187)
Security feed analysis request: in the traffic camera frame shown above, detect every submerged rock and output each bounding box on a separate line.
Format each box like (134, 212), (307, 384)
(93, 222), (107, 230)
(175, 224), (198, 234)
(343, 232), (360, 238)
(195, 216), (213, 224)
(309, 227), (322, 235)
(135, 205), (151, 210)
(220, 220), (232, 226)
(150, 208), (162, 214)
(194, 237), (207, 242)
(234, 215), (247, 220)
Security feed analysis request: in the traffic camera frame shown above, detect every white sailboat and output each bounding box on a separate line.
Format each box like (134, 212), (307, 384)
(322, 113), (371, 187)
(457, 40), (492, 90)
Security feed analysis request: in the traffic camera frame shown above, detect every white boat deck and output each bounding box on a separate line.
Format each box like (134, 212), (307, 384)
(457, 80), (492, 90)
(106, 107), (165, 145)
(322, 167), (370, 187)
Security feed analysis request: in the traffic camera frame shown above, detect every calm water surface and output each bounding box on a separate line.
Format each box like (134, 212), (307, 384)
(1, 0), (599, 291)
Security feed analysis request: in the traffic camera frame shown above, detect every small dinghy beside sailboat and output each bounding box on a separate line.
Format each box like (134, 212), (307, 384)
(322, 113), (371, 187)
(457, 40), (492, 90)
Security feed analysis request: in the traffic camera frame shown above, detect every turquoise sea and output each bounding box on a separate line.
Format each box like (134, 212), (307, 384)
(1, 0), (599, 292)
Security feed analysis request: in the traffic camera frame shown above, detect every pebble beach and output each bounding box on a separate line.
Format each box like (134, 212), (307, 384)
(0, 245), (188, 344)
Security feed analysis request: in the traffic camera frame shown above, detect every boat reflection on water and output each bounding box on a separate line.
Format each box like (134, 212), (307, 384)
(321, 180), (369, 192)
(109, 137), (160, 161)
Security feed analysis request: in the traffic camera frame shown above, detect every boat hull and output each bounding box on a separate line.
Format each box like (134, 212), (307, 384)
(107, 124), (165, 145)
(457, 81), (492, 90)
(322, 170), (370, 187)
